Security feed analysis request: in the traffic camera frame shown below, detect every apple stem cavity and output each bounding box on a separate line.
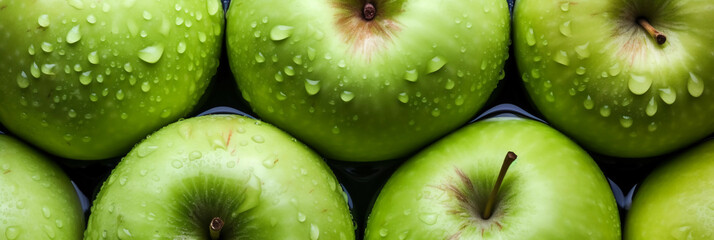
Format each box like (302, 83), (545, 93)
(637, 18), (666, 45)
(363, 2), (376, 21)
(209, 217), (224, 240)
(482, 151), (517, 219)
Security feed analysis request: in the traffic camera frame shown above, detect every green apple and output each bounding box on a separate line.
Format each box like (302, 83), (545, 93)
(84, 114), (355, 239)
(365, 117), (620, 239)
(625, 139), (714, 239)
(226, 0), (510, 161)
(513, 0), (714, 158)
(0, 134), (85, 239)
(0, 0), (224, 160)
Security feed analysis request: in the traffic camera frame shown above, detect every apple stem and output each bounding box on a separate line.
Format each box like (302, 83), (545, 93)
(209, 217), (224, 240)
(637, 18), (666, 45)
(482, 151), (517, 219)
(363, 2), (376, 21)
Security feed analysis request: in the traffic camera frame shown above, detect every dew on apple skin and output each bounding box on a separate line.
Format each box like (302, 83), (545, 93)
(526, 27), (536, 46)
(141, 81), (151, 92)
(418, 213), (437, 225)
(28, 44), (36, 55)
(79, 71), (92, 85)
(444, 79), (455, 90)
(115, 90), (125, 100)
(553, 50), (570, 66)
(576, 66), (586, 75)
(123, 63), (133, 72)
(86, 14), (97, 24)
(117, 228), (133, 239)
(687, 72), (704, 97)
(42, 207), (52, 219)
(284, 66), (295, 76)
(619, 116), (633, 128)
(648, 122), (658, 132)
(305, 79), (321, 95)
(583, 95), (594, 109)
(340, 91), (354, 102)
(254, 52), (265, 63)
(658, 87), (677, 105)
(188, 151), (202, 160)
(392, 93), (408, 104)
(4, 226), (19, 240)
(398, 231), (409, 240)
(16, 72), (30, 89)
(670, 225), (693, 240)
(426, 56), (446, 74)
(646, 97), (658, 116)
(66, 25), (82, 44)
(297, 212), (307, 222)
(559, 21), (572, 37)
(138, 45), (165, 64)
(41, 42), (54, 53)
(628, 73), (652, 95)
(307, 47), (316, 60)
(41, 64), (56, 75)
(171, 160), (183, 169)
(310, 224), (320, 240)
(575, 42), (590, 59)
(379, 228), (389, 237)
(38, 14), (50, 27)
(600, 105), (611, 117)
(431, 108), (441, 117)
(404, 69), (418, 82)
(30, 62), (41, 78)
(88, 51), (100, 64)
(270, 25), (294, 41)
(67, 0), (84, 9)
(561, 2), (570, 11)
(207, 0), (220, 16)
(43, 225), (55, 239)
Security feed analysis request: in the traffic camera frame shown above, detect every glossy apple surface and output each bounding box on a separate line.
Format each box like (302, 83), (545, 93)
(0, 0), (224, 160)
(514, 0), (714, 158)
(366, 117), (620, 239)
(84, 115), (355, 239)
(0, 134), (85, 239)
(625, 139), (714, 239)
(226, 0), (510, 161)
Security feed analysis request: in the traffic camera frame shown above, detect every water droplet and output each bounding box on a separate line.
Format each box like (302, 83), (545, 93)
(340, 91), (354, 102)
(297, 212), (307, 222)
(137, 145), (158, 157)
(67, 0), (84, 9)
(252, 135), (265, 143)
(141, 82), (151, 92)
(284, 66), (295, 76)
(138, 45), (164, 63)
(38, 15), (50, 27)
(160, 109), (172, 118)
(687, 72), (704, 97)
(79, 71), (92, 85)
(642, 97), (658, 117)
(177, 41), (187, 54)
(576, 66), (586, 75)
(41, 64), (56, 75)
(86, 14), (96, 24)
(5, 226), (19, 239)
(310, 224), (320, 240)
(171, 160), (183, 169)
(124, 62), (133, 72)
(88, 51), (99, 64)
(561, 2), (570, 11)
(670, 225), (693, 240)
(575, 42), (590, 59)
(142, 11), (153, 20)
(431, 108), (441, 117)
(583, 95), (594, 109)
(337, 59), (346, 68)
(198, 31), (207, 43)
(305, 79), (321, 95)
(418, 213), (437, 225)
(188, 151), (202, 160)
(307, 47), (316, 60)
(398, 231), (409, 240)
(115, 90), (125, 100)
(66, 25), (82, 44)
(608, 63), (621, 76)
(599, 105), (611, 117)
(553, 50), (570, 66)
(30, 62), (41, 78)
(41, 42), (54, 53)
(270, 25), (294, 41)
(207, 0), (220, 16)
(526, 27), (536, 46)
(404, 69), (418, 82)
(274, 72), (284, 82)
(117, 228), (133, 239)
(659, 87), (677, 105)
(628, 73), (652, 95)
(619, 116), (633, 128)
(426, 56), (446, 73)
(398, 92), (409, 103)
(255, 52), (265, 63)
(120, 113), (129, 119)
(379, 228), (389, 237)
(559, 21), (572, 37)
(16, 72), (29, 88)
(28, 45), (36, 55)
(42, 207), (52, 218)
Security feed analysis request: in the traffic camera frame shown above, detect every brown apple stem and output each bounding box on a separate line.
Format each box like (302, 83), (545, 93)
(209, 217), (224, 240)
(482, 151), (517, 219)
(363, 2), (376, 21)
(637, 18), (666, 45)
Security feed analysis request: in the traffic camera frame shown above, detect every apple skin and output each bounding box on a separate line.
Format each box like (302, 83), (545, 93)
(365, 117), (620, 239)
(625, 139), (714, 240)
(0, 134), (85, 239)
(84, 115), (355, 240)
(226, 0), (510, 161)
(0, 0), (224, 160)
(513, 0), (714, 158)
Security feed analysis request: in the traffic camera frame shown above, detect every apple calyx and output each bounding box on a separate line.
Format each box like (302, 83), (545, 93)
(209, 217), (224, 240)
(637, 18), (666, 45)
(363, 2), (376, 21)
(482, 152), (517, 219)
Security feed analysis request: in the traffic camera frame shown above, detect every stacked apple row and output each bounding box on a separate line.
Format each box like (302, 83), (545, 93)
(1, 0), (713, 239)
